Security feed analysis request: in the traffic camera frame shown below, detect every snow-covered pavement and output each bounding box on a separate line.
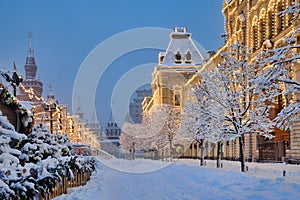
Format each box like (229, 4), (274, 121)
(54, 158), (300, 200)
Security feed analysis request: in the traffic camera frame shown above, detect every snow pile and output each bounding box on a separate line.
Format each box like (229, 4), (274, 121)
(178, 159), (300, 183)
(0, 112), (96, 199)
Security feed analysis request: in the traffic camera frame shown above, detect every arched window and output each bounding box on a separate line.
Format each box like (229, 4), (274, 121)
(174, 94), (181, 106)
(236, 18), (242, 43)
(175, 50), (182, 64)
(267, 1), (275, 39)
(277, 1), (284, 33)
(288, 0), (296, 25)
(229, 18), (234, 36)
(252, 16), (258, 51)
(259, 18), (266, 47)
(259, 10), (266, 47)
(185, 50), (192, 63)
(268, 11), (275, 38)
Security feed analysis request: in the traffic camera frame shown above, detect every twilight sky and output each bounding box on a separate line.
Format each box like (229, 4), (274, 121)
(0, 0), (225, 126)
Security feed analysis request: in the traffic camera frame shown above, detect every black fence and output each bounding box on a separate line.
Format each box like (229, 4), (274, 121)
(258, 141), (286, 162)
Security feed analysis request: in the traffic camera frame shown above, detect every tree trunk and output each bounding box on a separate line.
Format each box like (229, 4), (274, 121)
(169, 139), (173, 162)
(239, 136), (245, 172)
(132, 142), (135, 160)
(200, 140), (204, 166)
(216, 142), (222, 168)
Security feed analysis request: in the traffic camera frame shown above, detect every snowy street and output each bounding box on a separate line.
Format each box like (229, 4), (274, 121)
(54, 158), (300, 200)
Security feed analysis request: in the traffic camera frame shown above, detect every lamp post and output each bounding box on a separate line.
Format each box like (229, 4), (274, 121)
(132, 141), (135, 160)
(41, 89), (56, 133)
(167, 134), (173, 162)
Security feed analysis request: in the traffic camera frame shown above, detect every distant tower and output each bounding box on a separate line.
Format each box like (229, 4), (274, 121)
(21, 32), (43, 100)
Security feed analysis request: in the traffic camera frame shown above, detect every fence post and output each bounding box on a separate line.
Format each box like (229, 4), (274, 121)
(63, 177), (67, 194)
(38, 170), (94, 199)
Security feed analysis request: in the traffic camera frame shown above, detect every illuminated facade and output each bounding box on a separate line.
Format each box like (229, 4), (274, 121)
(141, 27), (204, 160)
(143, 0), (300, 161)
(204, 0), (300, 161)
(17, 32), (43, 102)
(142, 27), (203, 113)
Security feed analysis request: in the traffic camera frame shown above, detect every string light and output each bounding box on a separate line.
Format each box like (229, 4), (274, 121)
(19, 83), (44, 101)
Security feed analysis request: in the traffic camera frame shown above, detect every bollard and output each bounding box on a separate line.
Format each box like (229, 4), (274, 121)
(246, 166), (248, 171)
(283, 170), (286, 177)
(221, 163), (223, 168)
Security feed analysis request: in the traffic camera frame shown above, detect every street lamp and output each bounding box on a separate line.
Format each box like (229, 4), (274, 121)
(167, 134), (173, 162)
(132, 141), (135, 160)
(41, 89), (56, 133)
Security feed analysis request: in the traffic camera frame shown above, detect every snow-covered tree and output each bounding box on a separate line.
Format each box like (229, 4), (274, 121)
(256, 3), (300, 129)
(181, 96), (232, 168)
(255, 31), (300, 129)
(191, 43), (279, 172)
(120, 122), (143, 159)
(179, 99), (206, 165)
(0, 111), (32, 199)
(0, 112), (26, 167)
(148, 104), (180, 161)
(121, 104), (180, 161)
(20, 122), (72, 165)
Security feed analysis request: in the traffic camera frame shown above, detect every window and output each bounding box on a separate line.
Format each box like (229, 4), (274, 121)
(174, 94), (181, 106)
(277, 2), (284, 33)
(268, 11), (275, 39)
(288, 0), (296, 25)
(252, 23), (258, 51)
(159, 55), (164, 64)
(185, 50), (192, 63)
(259, 14), (266, 47)
(175, 51), (182, 63)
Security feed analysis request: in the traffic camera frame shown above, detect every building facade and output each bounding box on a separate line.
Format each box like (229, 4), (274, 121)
(129, 88), (152, 124)
(142, 27), (204, 159)
(222, 0), (300, 161)
(142, 1), (300, 162)
(203, 0), (300, 161)
(17, 32), (43, 102)
(100, 112), (122, 157)
(143, 27), (203, 113)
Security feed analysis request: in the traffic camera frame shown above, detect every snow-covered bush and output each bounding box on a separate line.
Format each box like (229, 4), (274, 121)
(20, 122), (72, 164)
(0, 113), (96, 199)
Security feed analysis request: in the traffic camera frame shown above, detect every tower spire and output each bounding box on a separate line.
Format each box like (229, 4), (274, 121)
(20, 31), (43, 101)
(13, 61), (17, 71)
(25, 32), (37, 80)
(28, 32), (34, 57)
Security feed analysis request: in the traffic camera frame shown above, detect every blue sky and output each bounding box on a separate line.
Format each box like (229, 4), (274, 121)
(0, 0), (225, 126)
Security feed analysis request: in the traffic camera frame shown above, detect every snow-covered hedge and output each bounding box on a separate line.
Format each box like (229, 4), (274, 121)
(0, 112), (96, 200)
